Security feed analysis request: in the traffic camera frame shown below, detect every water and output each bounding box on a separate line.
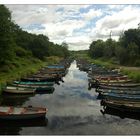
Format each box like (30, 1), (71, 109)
(0, 60), (140, 135)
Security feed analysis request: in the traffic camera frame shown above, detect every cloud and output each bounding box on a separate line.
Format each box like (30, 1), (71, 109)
(6, 4), (140, 50)
(91, 5), (140, 40)
(82, 9), (102, 20)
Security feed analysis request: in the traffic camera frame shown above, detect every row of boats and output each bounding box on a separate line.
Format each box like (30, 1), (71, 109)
(0, 58), (73, 120)
(76, 58), (140, 114)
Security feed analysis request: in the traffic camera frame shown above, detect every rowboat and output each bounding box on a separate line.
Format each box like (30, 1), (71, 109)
(88, 78), (132, 89)
(11, 84), (55, 92)
(14, 81), (54, 86)
(46, 65), (66, 71)
(101, 99), (140, 113)
(0, 106), (47, 120)
(33, 72), (65, 77)
(20, 76), (61, 82)
(101, 106), (140, 121)
(99, 79), (132, 83)
(96, 88), (140, 95)
(3, 86), (35, 94)
(101, 92), (140, 101)
(100, 82), (140, 88)
(94, 75), (128, 81)
(98, 85), (140, 90)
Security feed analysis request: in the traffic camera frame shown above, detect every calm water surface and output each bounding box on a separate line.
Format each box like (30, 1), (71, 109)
(0, 61), (140, 135)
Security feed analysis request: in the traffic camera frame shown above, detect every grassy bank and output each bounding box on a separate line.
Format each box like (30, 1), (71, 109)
(73, 51), (140, 82)
(0, 56), (61, 93)
(88, 58), (140, 82)
(120, 67), (140, 82)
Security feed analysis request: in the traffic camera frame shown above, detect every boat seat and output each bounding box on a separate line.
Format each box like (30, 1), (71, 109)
(0, 107), (9, 113)
(7, 107), (14, 114)
(12, 108), (23, 114)
(21, 108), (27, 114)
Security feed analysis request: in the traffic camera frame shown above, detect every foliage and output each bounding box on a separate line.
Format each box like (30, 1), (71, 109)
(89, 27), (140, 66)
(0, 5), (70, 68)
(0, 5), (16, 65)
(0, 5), (70, 92)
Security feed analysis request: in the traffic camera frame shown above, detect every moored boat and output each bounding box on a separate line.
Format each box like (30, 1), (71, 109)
(14, 81), (54, 86)
(100, 82), (140, 88)
(11, 84), (55, 92)
(101, 99), (140, 113)
(3, 86), (35, 94)
(96, 88), (140, 95)
(98, 85), (140, 90)
(101, 92), (140, 101)
(0, 106), (47, 120)
(20, 76), (61, 82)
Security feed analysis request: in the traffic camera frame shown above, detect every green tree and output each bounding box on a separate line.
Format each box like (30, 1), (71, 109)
(89, 40), (104, 58)
(28, 34), (49, 60)
(0, 5), (15, 65)
(127, 42), (139, 64)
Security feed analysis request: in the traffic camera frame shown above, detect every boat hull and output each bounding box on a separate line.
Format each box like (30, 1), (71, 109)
(0, 113), (46, 120)
(3, 89), (35, 94)
(0, 106), (47, 120)
(101, 99), (140, 113)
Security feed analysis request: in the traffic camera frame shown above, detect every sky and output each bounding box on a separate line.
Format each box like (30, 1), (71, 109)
(6, 4), (140, 50)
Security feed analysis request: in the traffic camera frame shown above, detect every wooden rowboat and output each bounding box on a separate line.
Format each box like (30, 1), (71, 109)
(3, 86), (35, 94)
(11, 84), (55, 92)
(101, 92), (140, 101)
(101, 99), (140, 113)
(96, 78), (132, 83)
(14, 81), (54, 86)
(0, 106), (47, 120)
(94, 75), (128, 81)
(96, 88), (140, 95)
(98, 85), (140, 90)
(20, 76), (61, 82)
(100, 82), (140, 88)
(88, 78), (133, 89)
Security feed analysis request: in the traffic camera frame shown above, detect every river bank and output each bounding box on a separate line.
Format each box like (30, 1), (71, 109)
(1, 60), (140, 135)
(89, 58), (140, 82)
(72, 51), (140, 82)
(0, 56), (62, 93)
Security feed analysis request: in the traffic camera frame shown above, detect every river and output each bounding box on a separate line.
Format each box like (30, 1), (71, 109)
(0, 60), (140, 135)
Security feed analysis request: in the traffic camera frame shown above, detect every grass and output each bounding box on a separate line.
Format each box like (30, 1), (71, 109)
(0, 56), (62, 93)
(89, 58), (118, 69)
(74, 51), (140, 82)
(73, 51), (118, 69)
(91, 59), (140, 82)
(120, 67), (140, 82)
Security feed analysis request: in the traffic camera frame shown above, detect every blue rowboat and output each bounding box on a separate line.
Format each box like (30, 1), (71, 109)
(96, 88), (140, 95)
(14, 81), (54, 86)
(102, 92), (140, 101)
(46, 65), (65, 69)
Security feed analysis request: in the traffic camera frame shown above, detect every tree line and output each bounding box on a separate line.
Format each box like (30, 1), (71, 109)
(0, 5), (69, 67)
(89, 27), (140, 66)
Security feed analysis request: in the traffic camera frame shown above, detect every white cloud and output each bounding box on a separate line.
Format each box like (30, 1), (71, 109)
(6, 4), (140, 50)
(107, 5), (126, 9)
(91, 5), (140, 41)
(82, 9), (102, 20)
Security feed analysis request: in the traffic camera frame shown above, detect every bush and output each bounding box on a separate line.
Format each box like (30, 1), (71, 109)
(134, 59), (140, 66)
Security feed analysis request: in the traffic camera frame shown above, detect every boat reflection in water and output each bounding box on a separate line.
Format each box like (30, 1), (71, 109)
(0, 94), (35, 106)
(100, 107), (140, 121)
(0, 117), (48, 127)
(0, 118), (48, 135)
